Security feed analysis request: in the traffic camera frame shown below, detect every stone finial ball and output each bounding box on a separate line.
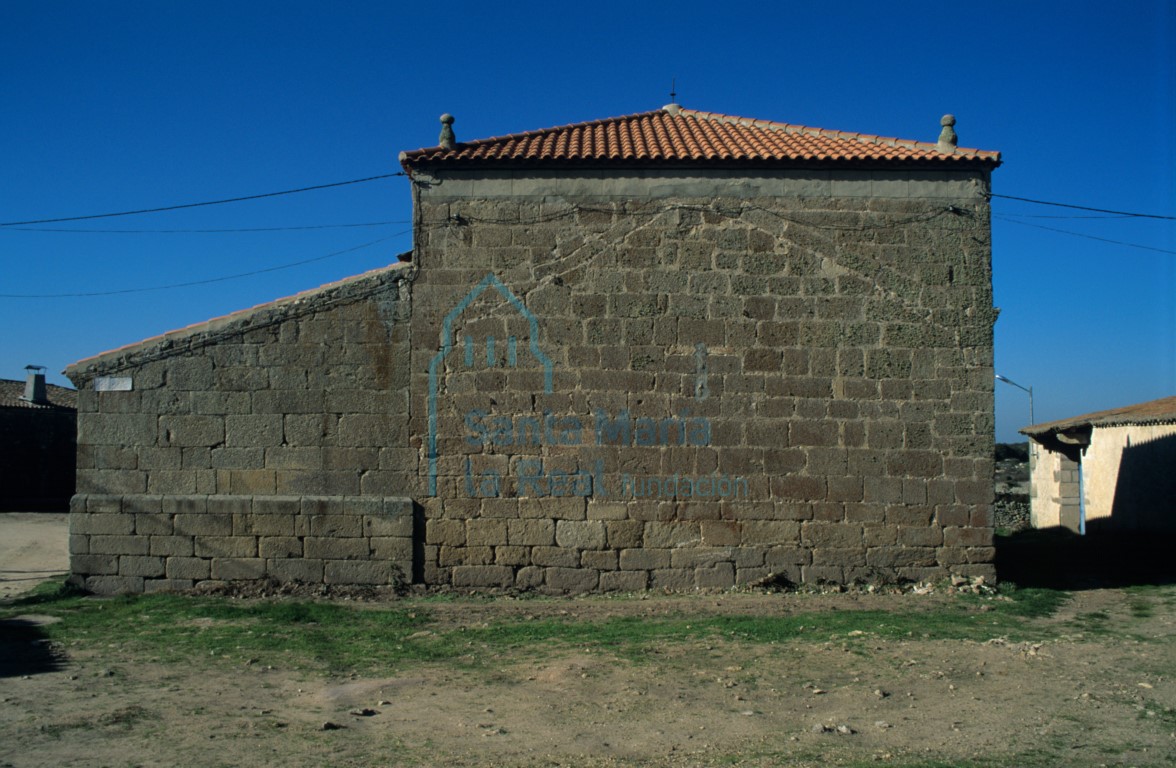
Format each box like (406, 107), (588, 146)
(941, 114), (956, 127)
(440, 114), (455, 125)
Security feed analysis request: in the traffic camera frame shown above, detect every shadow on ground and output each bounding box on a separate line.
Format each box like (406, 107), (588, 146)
(996, 527), (1176, 589)
(0, 617), (66, 678)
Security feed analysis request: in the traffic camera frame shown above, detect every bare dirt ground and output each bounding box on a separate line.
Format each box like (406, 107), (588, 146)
(1, 514), (1174, 767)
(0, 513), (68, 599)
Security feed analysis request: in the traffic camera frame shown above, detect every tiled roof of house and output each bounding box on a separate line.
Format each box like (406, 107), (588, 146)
(399, 105), (1001, 169)
(1022, 395), (1176, 436)
(0, 379), (77, 410)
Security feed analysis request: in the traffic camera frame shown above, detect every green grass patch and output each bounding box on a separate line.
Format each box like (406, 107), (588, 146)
(1, 581), (1070, 675)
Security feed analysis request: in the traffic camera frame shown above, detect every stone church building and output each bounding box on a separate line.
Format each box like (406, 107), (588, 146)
(64, 105), (1001, 594)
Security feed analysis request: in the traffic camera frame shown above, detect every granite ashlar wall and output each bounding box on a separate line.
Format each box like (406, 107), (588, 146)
(65, 266), (415, 594)
(66, 166), (999, 595)
(408, 170), (998, 591)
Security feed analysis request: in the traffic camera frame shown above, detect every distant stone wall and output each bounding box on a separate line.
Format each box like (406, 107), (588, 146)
(409, 169), (997, 590)
(66, 267), (414, 593)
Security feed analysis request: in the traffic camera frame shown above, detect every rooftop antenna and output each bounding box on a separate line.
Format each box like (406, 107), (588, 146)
(669, 78), (678, 105)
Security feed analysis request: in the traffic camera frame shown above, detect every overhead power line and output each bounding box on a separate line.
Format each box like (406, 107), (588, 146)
(3, 220), (411, 234)
(989, 193), (1176, 221)
(0, 231), (410, 298)
(0, 173), (405, 227)
(994, 214), (1176, 255)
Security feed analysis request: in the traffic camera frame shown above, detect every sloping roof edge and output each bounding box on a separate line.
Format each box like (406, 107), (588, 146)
(1021, 394), (1176, 437)
(66, 261), (414, 383)
(399, 106), (1002, 170)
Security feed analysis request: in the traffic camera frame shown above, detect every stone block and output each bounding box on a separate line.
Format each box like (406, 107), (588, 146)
(363, 510), (413, 538)
(544, 567), (599, 593)
(426, 519), (466, 546)
(811, 547), (866, 567)
(143, 579), (194, 593)
(259, 537), (303, 559)
(325, 559), (396, 585)
(581, 550), (618, 570)
(149, 536), (194, 557)
(649, 568), (694, 590)
(670, 547), (734, 569)
(89, 535), (150, 556)
(211, 558), (267, 580)
(310, 514), (362, 537)
(586, 502), (629, 520)
(235, 513), (295, 537)
(69, 534), (90, 555)
(644, 521), (700, 548)
(370, 536), (413, 565)
(494, 545), (530, 566)
(304, 537), (368, 560)
(599, 570), (648, 592)
(619, 548), (671, 570)
(555, 520), (607, 550)
(801, 523), (863, 548)
(85, 575), (145, 595)
(514, 565), (545, 590)
(268, 558), (324, 583)
(72, 554), (118, 575)
(72, 513), (135, 536)
(695, 562), (736, 589)
(507, 519), (555, 546)
(605, 521), (642, 549)
(943, 527), (993, 547)
(163, 495), (207, 516)
(466, 519), (508, 546)
(174, 513), (233, 536)
(866, 546), (937, 568)
(439, 545), (494, 566)
(194, 536), (257, 558)
(765, 546), (811, 568)
(451, 565), (513, 588)
(167, 557), (211, 580)
(120, 555), (166, 577)
(740, 520), (801, 546)
(530, 546), (579, 567)
(896, 526), (943, 547)
(700, 521), (741, 546)
(159, 416), (224, 448)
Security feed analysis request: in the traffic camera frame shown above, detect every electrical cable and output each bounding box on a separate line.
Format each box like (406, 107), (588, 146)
(0, 231), (410, 298)
(993, 214), (1176, 255)
(0, 173), (405, 227)
(1, 220), (410, 234)
(988, 193), (1175, 221)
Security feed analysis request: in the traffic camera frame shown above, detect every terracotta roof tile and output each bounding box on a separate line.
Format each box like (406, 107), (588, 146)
(1022, 395), (1176, 436)
(400, 106), (1000, 169)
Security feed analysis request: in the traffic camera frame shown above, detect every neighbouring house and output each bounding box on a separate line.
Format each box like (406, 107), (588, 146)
(1022, 395), (1176, 534)
(0, 366), (77, 511)
(64, 104), (1001, 595)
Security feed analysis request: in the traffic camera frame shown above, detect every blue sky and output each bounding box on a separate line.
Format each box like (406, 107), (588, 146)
(2, 1), (1173, 443)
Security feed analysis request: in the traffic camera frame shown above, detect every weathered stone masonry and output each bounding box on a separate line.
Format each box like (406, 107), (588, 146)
(407, 170), (998, 592)
(65, 268), (415, 593)
(66, 108), (1001, 594)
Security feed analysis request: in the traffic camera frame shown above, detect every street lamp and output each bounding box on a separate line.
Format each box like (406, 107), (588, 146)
(995, 374), (1034, 426)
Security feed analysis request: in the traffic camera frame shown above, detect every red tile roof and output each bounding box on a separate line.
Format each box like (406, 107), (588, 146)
(1022, 395), (1176, 436)
(399, 105), (1001, 169)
